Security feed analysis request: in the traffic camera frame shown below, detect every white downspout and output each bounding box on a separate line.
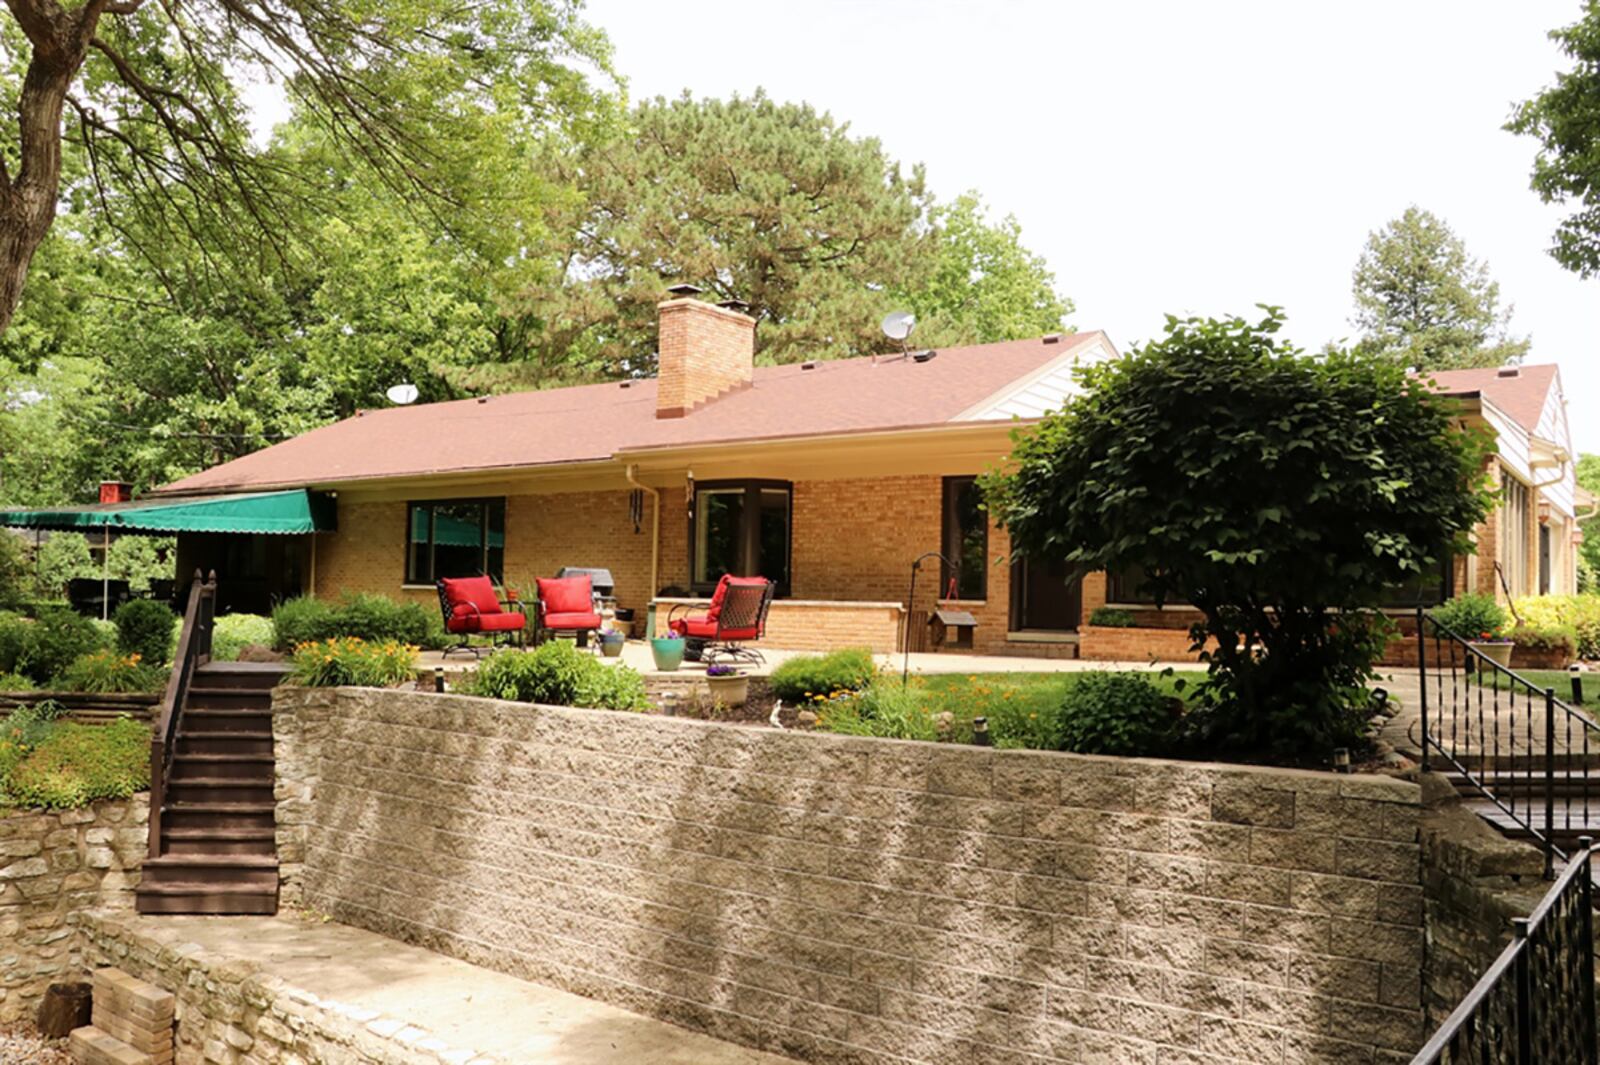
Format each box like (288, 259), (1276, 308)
(624, 464), (661, 615)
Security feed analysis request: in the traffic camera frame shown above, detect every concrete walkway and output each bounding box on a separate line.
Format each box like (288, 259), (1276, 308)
(109, 914), (795, 1065)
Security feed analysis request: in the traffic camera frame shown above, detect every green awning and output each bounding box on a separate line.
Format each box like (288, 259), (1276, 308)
(0, 490), (336, 536)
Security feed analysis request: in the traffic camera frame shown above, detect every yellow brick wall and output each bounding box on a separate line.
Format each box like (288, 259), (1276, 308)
(655, 300), (754, 417)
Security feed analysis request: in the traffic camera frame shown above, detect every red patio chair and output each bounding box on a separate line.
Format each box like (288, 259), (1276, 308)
(535, 575), (603, 647)
(436, 577), (527, 656)
(667, 575), (773, 665)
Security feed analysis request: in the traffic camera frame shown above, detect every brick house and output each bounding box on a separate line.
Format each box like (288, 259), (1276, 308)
(144, 293), (1120, 656)
(5, 293), (1583, 660)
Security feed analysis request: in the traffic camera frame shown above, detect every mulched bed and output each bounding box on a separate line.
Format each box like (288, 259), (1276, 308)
(0, 1024), (72, 1065)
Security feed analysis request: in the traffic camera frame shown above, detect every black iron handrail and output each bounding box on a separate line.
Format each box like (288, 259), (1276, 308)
(1411, 837), (1596, 1064)
(1417, 606), (1596, 878)
(146, 570), (216, 859)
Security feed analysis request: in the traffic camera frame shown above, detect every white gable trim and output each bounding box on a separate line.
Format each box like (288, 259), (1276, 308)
(952, 334), (1120, 422)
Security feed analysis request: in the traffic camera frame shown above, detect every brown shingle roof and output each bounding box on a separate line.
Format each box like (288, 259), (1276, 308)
(1422, 364), (1558, 434)
(158, 332), (1106, 494)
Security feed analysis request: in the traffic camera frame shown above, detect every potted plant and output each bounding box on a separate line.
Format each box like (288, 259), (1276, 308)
(704, 663), (748, 707)
(1434, 593), (1513, 670)
(599, 628), (626, 658)
(650, 632), (685, 672)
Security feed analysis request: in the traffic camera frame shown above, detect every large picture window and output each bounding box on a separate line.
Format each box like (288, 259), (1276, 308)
(691, 481), (790, 595)
(405, 499), (505, 585)
(941, 477), (987, 600)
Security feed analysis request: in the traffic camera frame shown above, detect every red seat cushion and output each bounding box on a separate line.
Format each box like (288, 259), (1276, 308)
(537, 576), (593, 616)
(543, 610), (601, 630)
(446, 609), (525, 634)
(441, 577), (503, 619)
(670, 617), (719, 639)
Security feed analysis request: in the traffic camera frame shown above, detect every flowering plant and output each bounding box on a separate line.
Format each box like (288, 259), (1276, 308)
(291, 637), (418, 687)
(705, 664), (742, 678)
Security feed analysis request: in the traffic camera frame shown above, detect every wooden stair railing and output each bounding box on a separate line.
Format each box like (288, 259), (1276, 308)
(147, 570), (214, 860)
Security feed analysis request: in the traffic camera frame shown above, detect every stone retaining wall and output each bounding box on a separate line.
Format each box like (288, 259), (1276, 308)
(275, 686), (1426, 1064)
(0, 795), (147, 1023)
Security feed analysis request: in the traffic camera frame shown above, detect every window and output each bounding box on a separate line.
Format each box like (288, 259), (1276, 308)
(690, 481), (790, 595)
(1499, 475), (1531, 598)
(405, 499), (505, 585)
(941, 477), (987, 600)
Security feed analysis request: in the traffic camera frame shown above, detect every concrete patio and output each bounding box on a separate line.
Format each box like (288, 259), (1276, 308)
(80, 911), (798, 1065)
(417, 638), (1196, 679)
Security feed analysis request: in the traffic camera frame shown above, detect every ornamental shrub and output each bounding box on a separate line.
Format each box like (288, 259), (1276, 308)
(16, 608), (109, 685)
(1508, 622), (1578, 658)
(1087, 607), (1137, 628)
(211, 614), (275, 661)
(4, 716), (151, 809)
(1056, 672), (1176, 756)
(290, 638), (418, 688)
(768, 648), (876, 704)
(983, 310), (1490, 760)
(1514, 595), (1600, 660)
(273, 594), (435, 650)
(471, 641), (648, 711)
(0, 672), (34, 692)
(0, 613), (27, 675)
(59, 650), (167, 694)
(1433, 594), (1510, 642)
(113, 599), (176, 665)
(271, 597), (335, 649)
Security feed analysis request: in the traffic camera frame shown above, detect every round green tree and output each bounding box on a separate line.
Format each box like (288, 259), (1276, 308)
(983, 309), (1491, 759)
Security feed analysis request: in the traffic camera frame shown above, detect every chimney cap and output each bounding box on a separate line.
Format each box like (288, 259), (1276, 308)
(665, 283), (703, 297)
(718, 298), (750, 314)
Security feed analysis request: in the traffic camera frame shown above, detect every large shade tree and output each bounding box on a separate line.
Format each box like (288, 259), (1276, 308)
(1350, 207), (1529, 370)
(1508, 3), (1600, 277)
(0, 0), (612, 333)
(463, 91), (1072, 389)
(984, 309), (1491, 758)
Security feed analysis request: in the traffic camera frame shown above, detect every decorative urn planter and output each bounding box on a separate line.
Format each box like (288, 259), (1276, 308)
(650, 635), (686, 672)
(705, 668), (749, 708)
(1468, 639), (1514, 670)
(599, 630), (625, 658)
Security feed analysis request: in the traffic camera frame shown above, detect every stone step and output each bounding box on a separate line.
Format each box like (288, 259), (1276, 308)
(69, 1024), (168, 1065)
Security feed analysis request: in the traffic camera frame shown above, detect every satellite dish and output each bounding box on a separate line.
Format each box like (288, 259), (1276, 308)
(881, 311), (916, 342)
(385, 383), (420, 406)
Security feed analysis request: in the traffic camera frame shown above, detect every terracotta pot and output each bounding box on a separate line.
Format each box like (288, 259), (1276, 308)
(706, 673), (749, 708)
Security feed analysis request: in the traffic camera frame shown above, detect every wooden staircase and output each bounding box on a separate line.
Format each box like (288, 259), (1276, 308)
(136, 574), (287, 915)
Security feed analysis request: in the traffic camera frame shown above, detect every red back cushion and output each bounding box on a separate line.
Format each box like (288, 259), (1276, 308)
(538, 575), (592, 615)
(707, 575), (766, 621)
(442, 576), (500, 617)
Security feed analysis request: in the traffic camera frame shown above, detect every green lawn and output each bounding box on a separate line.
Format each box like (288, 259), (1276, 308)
(915, 669), (1208, 717)
(1468, 667), (1590, 704)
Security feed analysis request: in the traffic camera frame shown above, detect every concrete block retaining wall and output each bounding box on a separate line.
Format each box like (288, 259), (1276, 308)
(274, 687), (1427, 1064)
(0, 795), (146, 1023)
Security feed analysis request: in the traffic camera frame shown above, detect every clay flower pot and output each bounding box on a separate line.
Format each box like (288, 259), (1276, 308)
(705, 670), (749, 708)
(1469, 639), (1514, 670)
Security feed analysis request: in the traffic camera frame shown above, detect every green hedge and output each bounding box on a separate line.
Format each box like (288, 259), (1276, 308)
(273, 594), (444, 650)
(113, 599), (176, 666)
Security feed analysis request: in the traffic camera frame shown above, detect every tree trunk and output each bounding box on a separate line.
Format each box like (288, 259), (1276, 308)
(0, 1), (97, 335)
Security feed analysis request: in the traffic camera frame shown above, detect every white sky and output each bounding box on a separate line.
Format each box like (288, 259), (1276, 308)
(584, 0), (1599, 453)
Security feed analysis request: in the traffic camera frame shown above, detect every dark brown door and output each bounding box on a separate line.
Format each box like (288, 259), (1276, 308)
(1539, 524), (1552, 595)
(1010, 557), (1081, 632)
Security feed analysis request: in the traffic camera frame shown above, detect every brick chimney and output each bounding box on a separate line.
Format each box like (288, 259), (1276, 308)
(99, 481), (132, 504)
(656, 293), (755, 418)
